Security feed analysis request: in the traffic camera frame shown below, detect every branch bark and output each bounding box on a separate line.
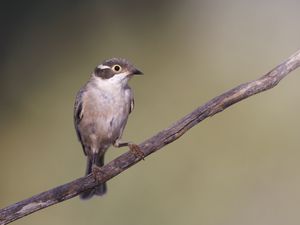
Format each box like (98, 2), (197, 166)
(1, 49), (300, 225)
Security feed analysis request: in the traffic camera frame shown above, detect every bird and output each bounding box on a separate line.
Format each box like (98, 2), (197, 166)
(74, 58), (143, 199)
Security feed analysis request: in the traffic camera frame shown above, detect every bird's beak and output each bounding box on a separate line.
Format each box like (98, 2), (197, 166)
(131, 68), (143, 75)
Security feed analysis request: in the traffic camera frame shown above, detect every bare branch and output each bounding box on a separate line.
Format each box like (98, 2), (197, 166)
(1, 49), (300, 225)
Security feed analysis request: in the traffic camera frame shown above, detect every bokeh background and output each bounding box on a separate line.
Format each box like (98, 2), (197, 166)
(1, 1), (300, 224)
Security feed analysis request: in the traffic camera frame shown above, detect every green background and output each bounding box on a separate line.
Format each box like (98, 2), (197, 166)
(1, 1), (300, 224)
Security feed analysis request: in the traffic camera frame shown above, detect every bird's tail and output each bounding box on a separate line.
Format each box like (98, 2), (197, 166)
(80, 154), (107, 200)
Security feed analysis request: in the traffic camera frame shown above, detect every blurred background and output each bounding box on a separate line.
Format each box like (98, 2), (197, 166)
(1, 0), (300, 224)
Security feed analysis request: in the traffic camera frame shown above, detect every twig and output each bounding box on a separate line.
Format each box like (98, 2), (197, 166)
(1, 49), (300, 225)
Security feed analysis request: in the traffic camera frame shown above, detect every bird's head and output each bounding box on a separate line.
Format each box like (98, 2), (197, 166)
(93, 58), (143, 86)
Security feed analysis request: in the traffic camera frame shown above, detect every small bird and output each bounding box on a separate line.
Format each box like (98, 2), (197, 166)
(74, 58), (143, 199)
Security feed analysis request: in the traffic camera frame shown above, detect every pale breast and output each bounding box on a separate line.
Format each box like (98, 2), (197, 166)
(78, 83), (131, 150)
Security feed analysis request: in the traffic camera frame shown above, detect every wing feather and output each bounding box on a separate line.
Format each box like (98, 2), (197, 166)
(74, 86), (87, 155)
(127, 87), (134, 114)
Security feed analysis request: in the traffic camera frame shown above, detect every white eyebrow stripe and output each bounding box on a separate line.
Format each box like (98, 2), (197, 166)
(97, 65), (110, 69)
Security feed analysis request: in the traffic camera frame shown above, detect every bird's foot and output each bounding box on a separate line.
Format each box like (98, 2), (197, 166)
(128, 143), (145, 160)
(91, 165), (104, 182)
(114, 140), (145, 160)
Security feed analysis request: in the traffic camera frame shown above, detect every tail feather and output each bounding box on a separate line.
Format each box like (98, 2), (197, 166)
(80, 154), (107, 200)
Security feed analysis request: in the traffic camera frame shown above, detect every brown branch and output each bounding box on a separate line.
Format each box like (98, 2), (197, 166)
(1, 49), (300, 225)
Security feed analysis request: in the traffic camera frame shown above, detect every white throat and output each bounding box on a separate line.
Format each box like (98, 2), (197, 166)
(92, 72), (130, 92)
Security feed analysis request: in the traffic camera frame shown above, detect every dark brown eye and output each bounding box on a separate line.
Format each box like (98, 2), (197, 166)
(112, 64), (122, 72)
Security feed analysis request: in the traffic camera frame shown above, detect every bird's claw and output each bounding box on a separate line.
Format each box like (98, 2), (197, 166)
(91, 165), (104, 182)
(128, 143), (145, 160)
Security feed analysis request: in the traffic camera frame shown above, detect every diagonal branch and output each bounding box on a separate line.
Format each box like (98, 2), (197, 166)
(1, 49), (300, 225)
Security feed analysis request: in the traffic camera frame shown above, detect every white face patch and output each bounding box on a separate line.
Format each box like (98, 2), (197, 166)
(94, 71), (130, 90)
(108, 71), (129, 83)
(97, 64), (110, 70)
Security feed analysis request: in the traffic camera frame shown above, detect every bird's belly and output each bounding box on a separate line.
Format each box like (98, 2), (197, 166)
(80, 101), (129, 146)
(95, 111), (127, 140)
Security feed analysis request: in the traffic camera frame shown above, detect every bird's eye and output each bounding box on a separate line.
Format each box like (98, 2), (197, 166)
(112, 65), (122, 72)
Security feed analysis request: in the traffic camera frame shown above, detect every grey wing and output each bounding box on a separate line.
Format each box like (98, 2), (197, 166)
(129, 95), (134, 114)
(127, 86), (134, 114)
(74, 87), (86, 155)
